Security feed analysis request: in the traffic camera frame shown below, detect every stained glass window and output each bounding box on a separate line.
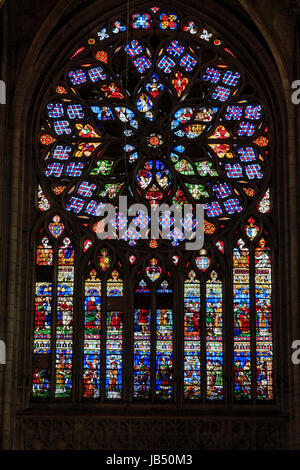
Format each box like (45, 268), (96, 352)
(83, 270), (101, 398)
(133, 260), (174, 400)
(32, 236), (53, 398)
(255, 239), (273, 399)
(32, 5), (274, 404)
(156, 279), (174, 400)
(55, 237), (74, 398)
(233, 239), (251, 400)
(106, 271), (124, 399)
(184, 271), (201, 399)
(206, 271), (223, 400)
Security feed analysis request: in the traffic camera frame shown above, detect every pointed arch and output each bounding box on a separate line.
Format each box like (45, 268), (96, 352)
(1, 0), (294, 450)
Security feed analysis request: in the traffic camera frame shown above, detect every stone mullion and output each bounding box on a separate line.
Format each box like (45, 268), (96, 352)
(49, 240), (58, 401)
(100, 277), (107, 403)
